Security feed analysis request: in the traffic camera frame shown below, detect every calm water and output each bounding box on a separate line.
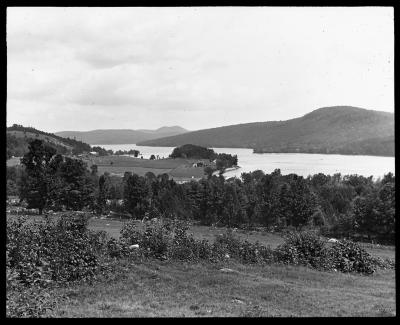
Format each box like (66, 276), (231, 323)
(95, 144), (395, 179)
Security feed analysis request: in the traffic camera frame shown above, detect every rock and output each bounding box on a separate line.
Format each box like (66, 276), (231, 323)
(106, 224), (110, 226)
(328, 238), (339, 243)
(220, 268), (235, 273)
(129, 244), (139, 250)
(225, 254), (230, 259)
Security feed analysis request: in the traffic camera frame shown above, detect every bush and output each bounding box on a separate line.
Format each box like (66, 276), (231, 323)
(106, 237), (131, 258)
(274, 231), (326, 268)
(213, 229), (242, 259)
(120, 218), (208, 261)
(7, 213), (102, 285)
(326, 240), (378, 274)
(6, 251), (64, 318)
(116, 220), (392, 275)
(273, 230), (391, 274)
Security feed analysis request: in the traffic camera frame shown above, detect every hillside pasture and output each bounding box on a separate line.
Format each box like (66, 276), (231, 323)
(52, 258), (396, 317)
(97, 166), (173, 177)
(86, 155), (207, 179)
(6, 212), (395, 317)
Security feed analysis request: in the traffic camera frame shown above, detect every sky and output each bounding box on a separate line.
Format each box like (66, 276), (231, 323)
(7, 7), (394, 133)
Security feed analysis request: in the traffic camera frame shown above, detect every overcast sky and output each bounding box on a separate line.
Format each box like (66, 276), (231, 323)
(7, 7), (394, 132)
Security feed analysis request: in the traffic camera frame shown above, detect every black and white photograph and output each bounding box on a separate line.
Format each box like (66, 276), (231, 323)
(6, 6), (395, 317)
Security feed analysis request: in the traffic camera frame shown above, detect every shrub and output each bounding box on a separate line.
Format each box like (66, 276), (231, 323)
(116, 219), (392, 275)
(168, 221), (200, 261)
(106, 237), (131, 258)
(326, 240), (378, 274)
(119, 218), (215, 262)
(6, 212), (101, 285)
(120, 220), (143, 245)
(238, 241), (274, 264)
(6, 251), (63, 318)
(213, 229), (242, 259)
(274, 231), (326, 268)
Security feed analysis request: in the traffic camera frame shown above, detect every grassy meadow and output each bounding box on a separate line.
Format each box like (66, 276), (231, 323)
(6, 212), (396, 317)
(84, 155), (206, 180)
(52, 258), (396, 317)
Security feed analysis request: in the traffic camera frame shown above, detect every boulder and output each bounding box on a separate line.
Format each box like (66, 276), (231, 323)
(328, 238), (339, 243)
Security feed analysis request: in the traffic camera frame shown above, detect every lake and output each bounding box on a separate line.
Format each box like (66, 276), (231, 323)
(94, 144), (395, 179)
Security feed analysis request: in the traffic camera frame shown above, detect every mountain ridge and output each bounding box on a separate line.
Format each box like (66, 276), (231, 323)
(55, 126), (188, 145)
(136, 106), (394, 157)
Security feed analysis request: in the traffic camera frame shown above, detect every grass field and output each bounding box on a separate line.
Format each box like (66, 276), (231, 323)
(85, 156), (207, 179)
(6, 213), (396, 317)
(7, 154), (209, 179)
(52, 259), (396, 317)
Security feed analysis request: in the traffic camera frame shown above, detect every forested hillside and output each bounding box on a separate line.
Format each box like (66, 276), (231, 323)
(7, 124), (91, 158)
(137, 106), (394, 157)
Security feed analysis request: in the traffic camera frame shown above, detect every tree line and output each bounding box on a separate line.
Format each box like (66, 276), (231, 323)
(170, 144), (238, 171)
(7, 139), (395, 244)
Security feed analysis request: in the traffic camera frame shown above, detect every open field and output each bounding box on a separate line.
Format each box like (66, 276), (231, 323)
(52, 259), (395, 317)
(85, 156), (207, 179)
(7, 153), (210, 179)
(97, 166), (173, 177)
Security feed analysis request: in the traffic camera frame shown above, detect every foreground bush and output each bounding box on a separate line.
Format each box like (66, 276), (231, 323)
(6, 213), (111, 317)
(119, 219), (275, 264)
(118, 219), (394, 274)
(327, 240), (378, 274)
(7, 213), (104, 285)
(120, 219), (206, 261)
(275, 231), (395, 274)
(274, 231), (327, 268)
(6, 267), (60, 318)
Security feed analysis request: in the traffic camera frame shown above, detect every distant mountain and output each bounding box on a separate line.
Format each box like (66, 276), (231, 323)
(137, 106), (394, 157)
(7, 124), (92, 158)
(55, 126), (188, 144)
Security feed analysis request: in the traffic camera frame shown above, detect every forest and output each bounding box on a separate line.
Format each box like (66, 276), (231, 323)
(7, 139), (395, 245)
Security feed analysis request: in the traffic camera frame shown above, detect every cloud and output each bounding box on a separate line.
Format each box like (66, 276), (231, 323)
(6, 7), (394, 132)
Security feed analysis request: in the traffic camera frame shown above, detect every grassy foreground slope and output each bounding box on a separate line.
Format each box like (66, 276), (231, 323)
(53, 259), (395, 317)
(137, 106), (394, 156)
(6, 212), (395, 317)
